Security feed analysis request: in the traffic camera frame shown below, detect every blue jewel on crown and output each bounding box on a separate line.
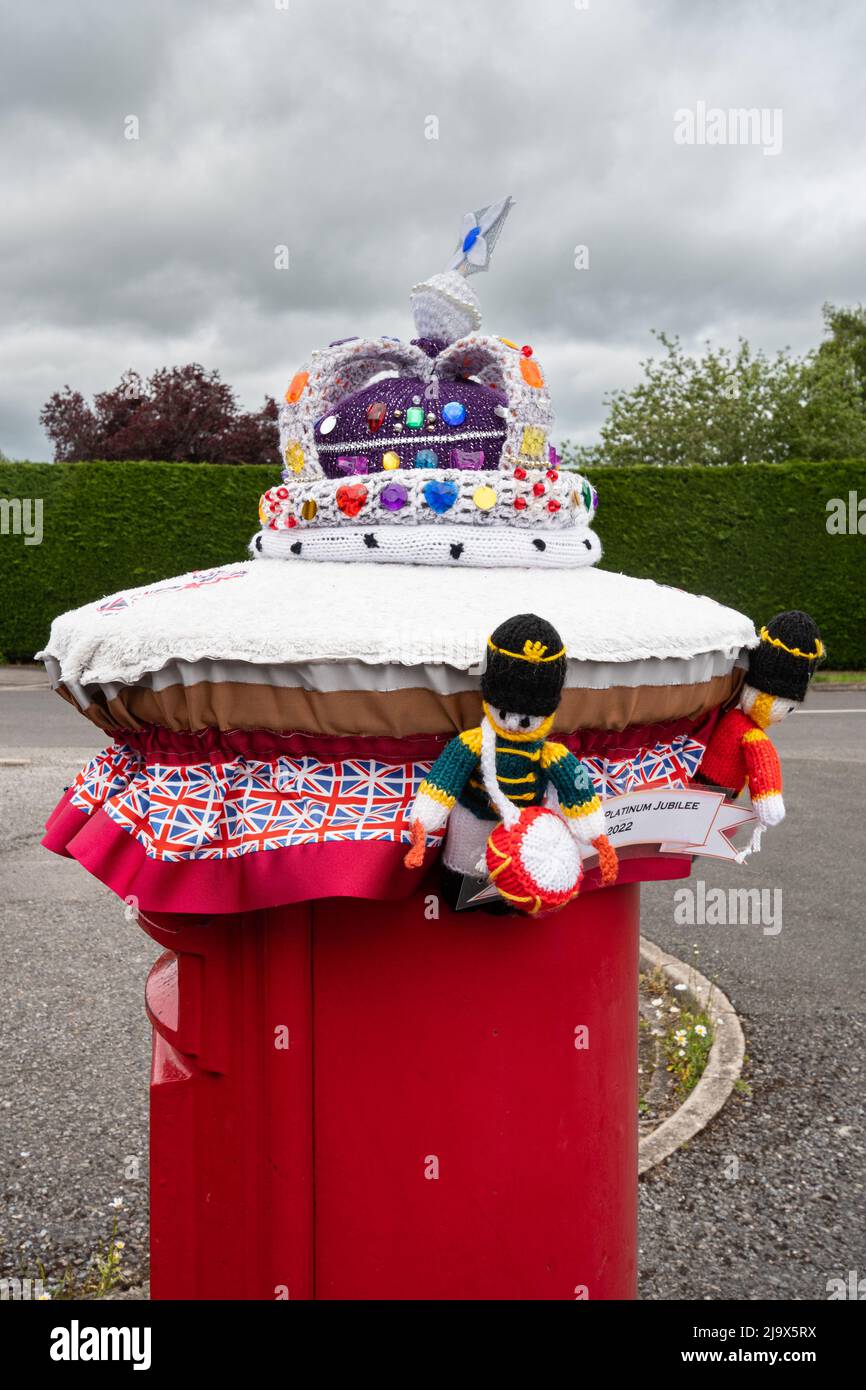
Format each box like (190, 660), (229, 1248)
(423, 480), (459, 514)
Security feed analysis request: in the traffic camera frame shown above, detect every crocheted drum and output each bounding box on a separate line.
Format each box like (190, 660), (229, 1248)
(486, 807), (582, 916)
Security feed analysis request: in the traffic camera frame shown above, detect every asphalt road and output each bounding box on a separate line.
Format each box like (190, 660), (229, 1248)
(639, 689), (866, 1300)
(0, 681), (154, 1293)
(0, 678), (864, 1298)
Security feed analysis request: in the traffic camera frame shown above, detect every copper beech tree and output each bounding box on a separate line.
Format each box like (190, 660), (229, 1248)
(40, 364), (279, 466)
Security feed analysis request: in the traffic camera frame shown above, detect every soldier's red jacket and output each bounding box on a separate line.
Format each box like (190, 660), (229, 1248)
(698, 707), (782, 803)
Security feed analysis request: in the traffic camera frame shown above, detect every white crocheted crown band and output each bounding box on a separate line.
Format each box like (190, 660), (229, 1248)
(258, 462), (596, 532)
(252, 523), (602, 570)
(251, 196), (602, 567)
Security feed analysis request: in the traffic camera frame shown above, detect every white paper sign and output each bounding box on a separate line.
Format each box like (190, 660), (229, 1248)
(459, 788), (760, 904)
(600, 786), (757, 861)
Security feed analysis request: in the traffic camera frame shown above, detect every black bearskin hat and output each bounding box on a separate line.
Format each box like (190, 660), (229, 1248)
(482, 613), (567, 717)
(747, 611), (823, 703)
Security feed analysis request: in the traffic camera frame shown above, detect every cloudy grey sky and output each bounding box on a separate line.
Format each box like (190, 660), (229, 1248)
(1, 0), (864, 460)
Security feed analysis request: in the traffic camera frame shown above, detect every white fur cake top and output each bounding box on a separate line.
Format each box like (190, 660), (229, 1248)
(38, 559), (757, 690)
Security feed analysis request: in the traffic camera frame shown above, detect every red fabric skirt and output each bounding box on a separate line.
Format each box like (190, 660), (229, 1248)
(42, 715), (714, 915)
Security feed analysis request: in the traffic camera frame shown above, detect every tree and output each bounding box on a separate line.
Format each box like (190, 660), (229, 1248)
(562, 319), (866, 468)
(818, 302), (866, 404)
(40, 364), (279, 465)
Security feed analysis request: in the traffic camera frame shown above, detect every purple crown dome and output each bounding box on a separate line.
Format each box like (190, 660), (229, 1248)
(313, 376), (508, 479)
(411, 336), (448, 359)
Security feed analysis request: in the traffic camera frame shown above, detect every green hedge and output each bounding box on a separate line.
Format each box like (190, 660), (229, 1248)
(1, 458), (863, 666)
(0, 461), (272, 662)
(585, 460), (865, 669)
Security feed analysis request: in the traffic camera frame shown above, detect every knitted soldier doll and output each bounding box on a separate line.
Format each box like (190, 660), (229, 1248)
(695, 611), (823, 839)
(404, 614), (618, 913)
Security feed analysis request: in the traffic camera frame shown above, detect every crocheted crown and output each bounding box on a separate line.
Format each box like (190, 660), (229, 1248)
(253, 197), (601, 570)
(747, 611), (824, 702)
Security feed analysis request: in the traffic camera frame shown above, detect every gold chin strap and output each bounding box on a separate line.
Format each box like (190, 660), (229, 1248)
(759, 625), (824, 661)
(487, 637), (566, 664)
(482, 702), (555, 742)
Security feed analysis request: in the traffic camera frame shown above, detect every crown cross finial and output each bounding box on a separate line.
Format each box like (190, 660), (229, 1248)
(447, 196), (515, 278)
(409, 196), (515, 347)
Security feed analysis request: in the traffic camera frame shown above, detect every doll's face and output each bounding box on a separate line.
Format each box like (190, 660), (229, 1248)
(741, 683), (798, 727)
(495, 709), (549, 733)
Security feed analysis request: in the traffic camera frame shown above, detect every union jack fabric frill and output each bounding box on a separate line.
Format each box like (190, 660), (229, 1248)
(66, 735), (707, 864)
(583, 734), (705, 799)
(96, 567), (248, 614)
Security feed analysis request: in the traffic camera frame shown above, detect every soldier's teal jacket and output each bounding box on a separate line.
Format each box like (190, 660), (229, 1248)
(416, 706), (605, 842)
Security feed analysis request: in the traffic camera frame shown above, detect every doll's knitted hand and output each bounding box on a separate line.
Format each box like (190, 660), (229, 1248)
(566, 806), (606, 846)
(404, 788), (452, 868)
(410, 789), (451, 836)
(404, 765), (462, 867)
(753, 791), (785, 828)
(592, 834), (619, 886)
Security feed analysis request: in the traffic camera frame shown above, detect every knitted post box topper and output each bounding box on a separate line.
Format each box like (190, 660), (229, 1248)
(696, 610), (823, 834)
(404, 614), (618, 915)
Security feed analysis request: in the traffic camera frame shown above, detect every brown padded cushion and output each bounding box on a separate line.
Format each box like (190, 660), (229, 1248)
(59, 668), (744, 738)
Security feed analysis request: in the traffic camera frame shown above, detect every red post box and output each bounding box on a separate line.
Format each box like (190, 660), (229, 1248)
(141, 881), (647, 1301)
(42, 705), (710, 1301)
(38, 200), (761, 1302)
